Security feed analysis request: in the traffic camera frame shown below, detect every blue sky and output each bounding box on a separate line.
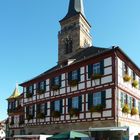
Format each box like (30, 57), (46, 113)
(0, 0), (140, 120)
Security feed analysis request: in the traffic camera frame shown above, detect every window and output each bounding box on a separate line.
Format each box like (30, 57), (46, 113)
(27, 85), (33, 94)
(72, 97), (79, 108)
(40, 104), (45, 113)
(72, 70), (78, 80)
(93, 63), (100, 75)
(131, 71), (136, 80)
(138, 101), (140, 115)
(40, 81), (45, 90)
(29, 106), (33, 115)
(139, 79), (140, 90)
(54, 77), (60, 85)
(127, 96), (132, 109)
(54, 100), (60, 111)
(93, 92), (101, 106)
(122, 62), (128, 76)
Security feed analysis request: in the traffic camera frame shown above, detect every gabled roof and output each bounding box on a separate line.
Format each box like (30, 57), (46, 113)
(7, 84), (20, 100)
(70, 46), (110, 62)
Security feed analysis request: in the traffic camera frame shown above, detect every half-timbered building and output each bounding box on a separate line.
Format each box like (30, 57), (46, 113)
(7, 0), (140, 139)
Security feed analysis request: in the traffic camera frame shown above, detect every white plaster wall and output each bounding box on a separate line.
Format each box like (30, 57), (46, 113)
(79, 83), (85, 90)
(106, 89), (112, 98)
(103, 110), (112, 117)
(62, 74), (65, 80)
(104, 67), (112, 75)
(101, 75), (112, 84)
(80, 67), (85, 74)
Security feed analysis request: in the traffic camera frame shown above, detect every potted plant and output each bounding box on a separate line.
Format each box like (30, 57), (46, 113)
(26, 93), (33, 98)
(36, 112), (45, 119)
(37, 89), (45, 95)
(68, 79), (78, 87)
(51, 85), (60, 91)
(122, 104), (130, 114)
(69, 108), (80, 117)
(90, 104), (104, 113)
(132, 80), (139, 88)
(123, 74), (131, 82)
(91, 74), (102, 80)
(26, 114), (33, 121)
(131, 107), (138, 116)
(51, 111), (61, 118)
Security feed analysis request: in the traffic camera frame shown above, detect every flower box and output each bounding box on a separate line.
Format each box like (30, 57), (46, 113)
(51, 85), (60, 91)
(37, 89), (45, 95)
(69, 108), (80, 117)
(122, 104), (130, 114)
(123, 74), (131, 82)
(68, 80), (78, 87)
(51, 111), (61, 118)
(90, 104), (104, 113)
(131, 107), (138, 116)
(26, 115), (33, 121)
(132, 80), (139, 88)
(36, 112), (45, 119)
(26, 93), (33, 98)
(91, 74), (102, 80)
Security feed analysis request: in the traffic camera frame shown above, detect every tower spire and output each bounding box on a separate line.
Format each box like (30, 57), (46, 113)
(62, 0), (85, 21)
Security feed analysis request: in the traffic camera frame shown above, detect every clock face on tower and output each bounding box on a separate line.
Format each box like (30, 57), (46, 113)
(64, 37), (73, 54)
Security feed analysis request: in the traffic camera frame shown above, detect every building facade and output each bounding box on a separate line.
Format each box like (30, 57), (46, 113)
(7, 0), (140, 139)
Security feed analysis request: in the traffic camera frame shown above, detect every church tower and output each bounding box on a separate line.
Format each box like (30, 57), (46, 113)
(58, 0), (92, 64)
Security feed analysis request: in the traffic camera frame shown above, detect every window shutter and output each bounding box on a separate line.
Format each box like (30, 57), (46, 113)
(37, 82), (40, 90)
(88, 93), (93, 110)
(134, 98), (136, 107)
(26, 106), (29, 116)
(126, 94), (128, 104)
(78, 69), (81, 81)
(32, 85), (34, 94)
(45, 103), (47, 115)
(100, 60), (104, 75)
(88, 64), (93, 79)
(44, 81), (46, 90)
(59, 75), (62, 87)
(33, 105), (35, 116)
(37, 104), (40, 113)
(68, 72), (72, 81)
(68, 98), (72, 112)
(101, 91), (106, 108)
(79, 96), (82, 111)
(60, 99), (63, 113)
(51, 101), (54, 111)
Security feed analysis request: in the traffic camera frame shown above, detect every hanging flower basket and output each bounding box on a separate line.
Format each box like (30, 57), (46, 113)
(51, 85), (60, 91)
(122, 104), (130, 114)
(131, 107), (138, 116)
(36, 112), (45, 119)
(91, 74), (102, 80)
(51, 111), (61, 118)
(68, 80), (78, 87)
(132, 80), (139, 88)
(90, 105), (104, 113)
(26, 115), (33, 121)
(26, 93), (33, 98)
(123, 74), (131, 82)
(69, 108), (80, 117)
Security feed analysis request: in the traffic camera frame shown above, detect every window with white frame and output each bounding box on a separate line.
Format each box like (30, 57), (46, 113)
(40, 104), (45, 113)
(29, 106), (33, 115)
(54, 100), (60, 111)
(40, 81), (45, 90)
(120, 92), (127, 108)
(93, 92), (101, 106)
(122, 62), (128, 76)
(138, 101), (140, 115)
(54, 77), (59, 85)
(72, 70), (78, 80)
(93, 63), (100, 74)
(72, 97), (79, 108)
(127, 96), (132, 109)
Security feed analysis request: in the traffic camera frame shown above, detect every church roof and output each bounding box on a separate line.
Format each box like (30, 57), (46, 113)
(7, 84), (20, 100)
(60, 0), (85, 22)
